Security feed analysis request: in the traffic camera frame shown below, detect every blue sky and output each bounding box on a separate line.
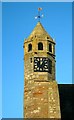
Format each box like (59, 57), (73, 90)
(1, 0), (73, 2)
(2, 2), (72, 118)
(0, 2), (2, 120)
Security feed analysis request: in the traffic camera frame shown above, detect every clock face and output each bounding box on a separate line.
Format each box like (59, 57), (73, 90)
(34, 57), (52, 73)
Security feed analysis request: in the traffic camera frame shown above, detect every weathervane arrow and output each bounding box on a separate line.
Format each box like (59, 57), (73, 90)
(35, 7), (44, 22)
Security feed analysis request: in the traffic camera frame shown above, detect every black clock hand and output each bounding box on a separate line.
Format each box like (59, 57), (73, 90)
(37, 61), (40, 67)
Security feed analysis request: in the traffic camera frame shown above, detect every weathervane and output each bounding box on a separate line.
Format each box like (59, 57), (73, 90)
(35, 7), (44, 22)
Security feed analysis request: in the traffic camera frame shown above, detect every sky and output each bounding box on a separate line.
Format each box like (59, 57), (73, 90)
(1, 0), (73, 2)
(2, 2), (72, 118)
(0, 2), (2, 120)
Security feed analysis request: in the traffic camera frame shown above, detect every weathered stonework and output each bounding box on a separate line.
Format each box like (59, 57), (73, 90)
(23, 22), (61, 118)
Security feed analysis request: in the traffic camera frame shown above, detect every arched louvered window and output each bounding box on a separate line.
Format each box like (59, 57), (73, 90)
(38, 42), (43, 50)
(49, 43), (52, 52)
(28, 43), (32, 52)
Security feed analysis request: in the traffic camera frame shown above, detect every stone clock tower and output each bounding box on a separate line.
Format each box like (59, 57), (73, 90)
(23, 21), (61, 119)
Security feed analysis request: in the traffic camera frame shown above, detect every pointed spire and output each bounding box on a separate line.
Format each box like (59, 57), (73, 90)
(26, 22), (55, 43)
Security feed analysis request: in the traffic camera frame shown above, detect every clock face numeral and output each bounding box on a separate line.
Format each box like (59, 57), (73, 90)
(34, 57), (52, 73)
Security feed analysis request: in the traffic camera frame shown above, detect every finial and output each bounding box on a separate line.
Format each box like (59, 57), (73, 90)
(35, 7), (44, 22)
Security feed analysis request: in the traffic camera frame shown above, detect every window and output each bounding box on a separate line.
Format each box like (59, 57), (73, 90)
(49, 43), (52, 52)
(28, 43), (32, 52)
(30, 58), (32, 63)
(47, 36), (49, 39)
(38, 42), (43, 50)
